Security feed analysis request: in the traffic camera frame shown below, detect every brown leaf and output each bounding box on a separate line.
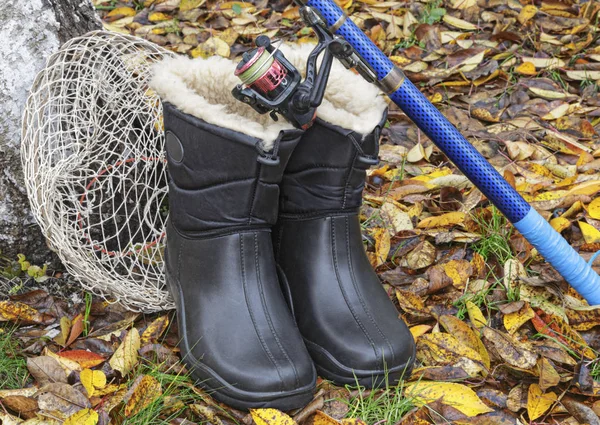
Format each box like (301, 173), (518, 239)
(482, 327), (538, 369)
(36, 382), (91, 417)
(1, 396), (39, 419)
(27, 356), (68, 385)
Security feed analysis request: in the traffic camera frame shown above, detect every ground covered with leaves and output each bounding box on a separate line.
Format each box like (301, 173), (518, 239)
(2, 0), (600, 424)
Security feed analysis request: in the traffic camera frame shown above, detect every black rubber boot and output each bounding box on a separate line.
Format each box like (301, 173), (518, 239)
(273, 112), (416, 388)
(153, 53), (317, 410)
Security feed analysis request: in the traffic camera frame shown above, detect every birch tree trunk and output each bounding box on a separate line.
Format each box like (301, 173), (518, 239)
(0, 0), (101, 263)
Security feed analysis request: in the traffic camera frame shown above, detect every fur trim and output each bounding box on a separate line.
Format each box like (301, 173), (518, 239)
(150, 55), (293, 151)
(150, 44), (388, 151)
(280, 43), (387, 136)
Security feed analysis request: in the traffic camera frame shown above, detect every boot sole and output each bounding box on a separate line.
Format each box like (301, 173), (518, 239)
(304, 339), (417, 388)
(167, 271), (316, 411)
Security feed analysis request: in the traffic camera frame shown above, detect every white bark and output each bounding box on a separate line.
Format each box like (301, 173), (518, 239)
(0, 0), (100, 262)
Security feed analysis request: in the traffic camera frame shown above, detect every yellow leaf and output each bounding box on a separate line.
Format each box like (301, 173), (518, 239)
(527, 383), (557, 421)
(466, 301), (486, 329)
(503, 303), (535, 335)
(313, 411), (341, 425)
(54, 316), (71, 346)
(537, 357), (560, 391)
(417, 333), (485, 377)
(373, 228), (390, 266)
(568, 181), (600, 197)
(64, 408), (98, 425)
(542, 103), (569, 120)
(550, 217), (570, 233)
(405, 381), (493, 417)
(191, 37), (231, 59)
(439, 315), (490, 370)
(106, 6), (136, 19)
(250, 409), (297, 425)
(442, 15), (477, 30)
(109, 328), (140, 376)
(515, 61), (537, 76)
(180, 0), (205, 11)
(380, 202), (413, 234)
(518, 5), (538, 24)
(410, 324), (432, 339)
(418, 212), (465, 229)
(579, 221), (600, 244)
(443, 260), (472, 290)
(80, 369), (107, 397)
(148, 12), (171, 22)
(141, 315), (170, 344)
(124, 375), (163, 417)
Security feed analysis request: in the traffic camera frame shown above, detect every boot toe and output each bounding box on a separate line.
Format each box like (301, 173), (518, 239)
(185, 346), (317, 410)
(305, 322), (416, 388)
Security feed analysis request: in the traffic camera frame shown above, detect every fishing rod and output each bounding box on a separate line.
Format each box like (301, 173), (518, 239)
(232, 0), (600, 305)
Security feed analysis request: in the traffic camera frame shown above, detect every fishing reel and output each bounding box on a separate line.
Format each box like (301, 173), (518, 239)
(232, 6), (377, 130)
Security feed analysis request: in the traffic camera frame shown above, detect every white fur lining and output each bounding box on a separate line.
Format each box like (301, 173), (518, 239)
(150, 43), (387, 151)
(151, 55), (292, 151)
(280, 43), (387, 136)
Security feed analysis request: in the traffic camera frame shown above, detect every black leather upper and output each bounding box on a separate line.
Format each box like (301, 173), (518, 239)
(278, 115), (384, 216)
(274, 114), (416, 385)
(163, 103), (316, 409)
(164, 103), (303, 234)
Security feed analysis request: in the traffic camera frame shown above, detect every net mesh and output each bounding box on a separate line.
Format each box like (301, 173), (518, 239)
(21, 31), (175, 312)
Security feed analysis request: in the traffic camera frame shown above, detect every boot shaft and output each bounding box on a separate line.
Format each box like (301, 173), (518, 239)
(163, 103), (302, 234)
(279, 112), (386, 216)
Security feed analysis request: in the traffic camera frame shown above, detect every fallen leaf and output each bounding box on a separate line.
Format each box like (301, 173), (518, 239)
(80, 369), (107, 397)
(64, 408), (98, 425)
(405, 381), (493, 416)
(251, 409), (297, 425)
(439, 315), (490, 369)
(59, 350), (105, 369)
(483, 327), (538, 369)
(109, 327), (141, 376)
(518, 5), (538, 25)
(527, 383), (557, 421)
(418, 212), (465, 229)
(503, 302), (535, 334)
(124, 375), (163, 417)
(0, 301), (52, 325)
(373, 227), (391, 266)
(141, 315), (170, 344)
(37, 383), (90, 417)
(27, 356), (68, 385)
(537, 357), (560, 391)
(466, 301), (487, 329)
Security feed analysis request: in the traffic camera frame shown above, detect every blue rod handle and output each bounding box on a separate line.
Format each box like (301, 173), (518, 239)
(304, 0), (600, 305)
